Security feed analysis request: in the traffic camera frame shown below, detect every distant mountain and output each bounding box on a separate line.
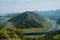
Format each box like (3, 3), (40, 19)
(4, 13), (21, 18)
(34, 9), (60, 19)
(9, 11), (46, 29)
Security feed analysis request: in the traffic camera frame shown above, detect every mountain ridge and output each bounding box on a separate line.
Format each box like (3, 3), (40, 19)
(8, 11), (46, 29)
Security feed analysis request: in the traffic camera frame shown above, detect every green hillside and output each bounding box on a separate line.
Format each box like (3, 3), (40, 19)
(8, 11), (46, 29)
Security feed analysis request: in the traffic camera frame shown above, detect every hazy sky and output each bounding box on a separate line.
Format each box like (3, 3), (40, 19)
(0, 0), (60, 14)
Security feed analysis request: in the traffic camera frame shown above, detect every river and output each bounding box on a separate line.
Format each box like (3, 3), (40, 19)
(24, 18), (59, 35)
(3, 18), (59, 35)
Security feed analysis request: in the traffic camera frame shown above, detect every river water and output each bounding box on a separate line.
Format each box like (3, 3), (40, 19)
(3, 18), (59, 35)
(24, 18), (59, 35)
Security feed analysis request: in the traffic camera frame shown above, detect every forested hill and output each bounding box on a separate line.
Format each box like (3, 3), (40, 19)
(8, 11), (46, 29)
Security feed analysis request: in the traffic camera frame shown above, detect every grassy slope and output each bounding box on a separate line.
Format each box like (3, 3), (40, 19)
(21, 22), (52, 33)
(5, 22), (15, 29)
(0, 20), (3, 26)
(6, 21), (52, 33)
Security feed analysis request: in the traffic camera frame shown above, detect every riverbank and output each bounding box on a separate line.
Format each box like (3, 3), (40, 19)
(3, 18), (59, 35)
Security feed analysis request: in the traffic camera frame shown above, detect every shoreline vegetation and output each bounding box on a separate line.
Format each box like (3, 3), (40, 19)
(5, 21), (53, 33)
(0, 27), (60, 40)
(0, 11), (60, 40)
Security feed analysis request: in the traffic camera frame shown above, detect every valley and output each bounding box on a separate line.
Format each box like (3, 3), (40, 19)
(0, 11), (60, 40)
(0, 0), (60, 40)
(1, 11), (59, 35)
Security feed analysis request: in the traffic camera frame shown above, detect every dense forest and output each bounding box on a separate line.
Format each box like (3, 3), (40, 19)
(8, 11), (45, 29)
(0, 27), (60, 40)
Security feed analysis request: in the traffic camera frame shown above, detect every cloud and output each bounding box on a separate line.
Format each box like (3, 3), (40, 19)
(7, 0), (13, 2)
(25, 0), (32, 2)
